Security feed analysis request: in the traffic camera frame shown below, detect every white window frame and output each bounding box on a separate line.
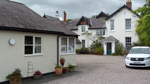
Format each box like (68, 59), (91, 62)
(110, 20), (114, 31)
(60, 37), (76, 55)
(96, 30), (105, 35)
(125, 19), (131, 30)
(81, 26), (86, 32)
(125, 37), (132, 50)
(24, 36), (42, 56)
(82, 39), (85, 48)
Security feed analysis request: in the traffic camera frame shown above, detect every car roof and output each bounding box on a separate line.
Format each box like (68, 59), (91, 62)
(132, 46), (150, 48)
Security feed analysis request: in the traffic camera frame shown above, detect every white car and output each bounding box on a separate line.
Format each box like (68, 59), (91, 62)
(125, 46), (150, 68)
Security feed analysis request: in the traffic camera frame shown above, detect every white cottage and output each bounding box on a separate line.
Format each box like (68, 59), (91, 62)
(0, 0), (78, 83)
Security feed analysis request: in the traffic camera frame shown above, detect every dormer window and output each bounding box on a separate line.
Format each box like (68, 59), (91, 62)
(81, 26), (86, 32)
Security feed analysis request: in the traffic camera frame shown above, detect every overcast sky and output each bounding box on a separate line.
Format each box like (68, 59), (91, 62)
(10, 0), (145, 20)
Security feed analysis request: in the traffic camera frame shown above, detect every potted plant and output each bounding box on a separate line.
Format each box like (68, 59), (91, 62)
(62, 67), (68, 73)
(33, 70), (42, 79)
(6, 68), (22, 84)
(60, 57), (65, 66)
(68, 64), (76, 72)
(55, 65), (63, 76)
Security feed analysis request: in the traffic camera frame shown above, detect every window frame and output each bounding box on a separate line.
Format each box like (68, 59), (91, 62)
(81, 26), (86, 32)
(110, 20), (114, 31)
(125, 19), (131, 30)
(82, 40), (85, 48)
(125, 37), (132, 50)
(96, 30), (105, 35)
(60, 37), (76, 55)
(24, 36), (42, 56)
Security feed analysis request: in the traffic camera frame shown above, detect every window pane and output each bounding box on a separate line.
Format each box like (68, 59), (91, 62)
(110, 20), (114, 30)
(61, 38), (67, 53)
(82, 26), (85, 32)
(25, 46), (33, 54)
(126, 37), (131, 50)
(25, 36), (33, 44)
(69, 38), (74, 53)
(126, 19), (131, 30)
(103, 30), (105, 35)
(96, 30), (99, 35)
(35, 46), (41, 53)
(35, 37), (41, 44)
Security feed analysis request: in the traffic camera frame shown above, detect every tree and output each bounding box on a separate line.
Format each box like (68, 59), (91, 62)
(144, 0), (150, 7)
(81, 31), (92, 48)
(91, 15), (97, 18)
(66, 19), (73, 23)
(133, 0), (150, 46)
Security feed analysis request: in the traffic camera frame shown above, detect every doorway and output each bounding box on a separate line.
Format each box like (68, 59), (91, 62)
(107, 43), (112, 55)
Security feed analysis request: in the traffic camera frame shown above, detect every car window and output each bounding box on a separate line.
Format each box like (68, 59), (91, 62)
(129, 48), (150, 54)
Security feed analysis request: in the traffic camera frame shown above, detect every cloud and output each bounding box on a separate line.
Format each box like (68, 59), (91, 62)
(10, 0), (145, 20)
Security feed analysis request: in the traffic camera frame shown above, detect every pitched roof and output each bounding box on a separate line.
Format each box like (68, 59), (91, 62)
(67, 19), (79, 30)
(89, 17), (106, 29)
(106, 5), (139, 20)
(43, 15), (78, 37)
(76, 16), (91, 26)
(102, 35), (118, 42)
(0, 0), (64, 34)
(76, 39), (81, 44)
(96, 11), (108, 18)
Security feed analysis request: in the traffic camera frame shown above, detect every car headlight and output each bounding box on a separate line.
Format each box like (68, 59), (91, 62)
(145, 57), (150, 60)
(126, 57), (130, 60)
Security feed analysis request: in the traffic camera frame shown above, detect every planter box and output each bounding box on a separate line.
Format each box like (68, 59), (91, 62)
(34, 75), (42, 79)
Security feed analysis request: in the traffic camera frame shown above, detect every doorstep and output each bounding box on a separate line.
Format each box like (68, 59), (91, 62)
(22, 71), (82, 84)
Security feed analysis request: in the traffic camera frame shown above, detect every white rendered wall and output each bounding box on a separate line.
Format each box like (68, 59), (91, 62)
(106, 8), (140, 48)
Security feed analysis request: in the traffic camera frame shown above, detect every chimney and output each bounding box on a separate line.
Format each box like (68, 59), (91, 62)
(126, 0), (132, 9)
(64, 11), (66, 23)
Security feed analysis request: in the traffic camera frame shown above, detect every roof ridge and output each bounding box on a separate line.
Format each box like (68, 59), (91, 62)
(4, 0), (24, 5)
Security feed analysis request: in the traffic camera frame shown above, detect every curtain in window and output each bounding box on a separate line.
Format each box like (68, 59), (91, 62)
(35, 37), (41, 53)
(61, 38), (67, 53)
(69, 38), (74, 53)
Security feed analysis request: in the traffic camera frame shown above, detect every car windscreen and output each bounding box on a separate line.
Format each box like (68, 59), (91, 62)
(129, 48), (150, 54)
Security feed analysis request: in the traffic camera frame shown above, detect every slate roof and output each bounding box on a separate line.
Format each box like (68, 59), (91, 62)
(76, 39), (81, 44)
(89, 17), (106, 29)
(43, 15), (78, 36)
(0, 0), (68, 35)
(102, 35), (118, 42)
(67, 19), (79, 30)
(106, 5), (139, 20)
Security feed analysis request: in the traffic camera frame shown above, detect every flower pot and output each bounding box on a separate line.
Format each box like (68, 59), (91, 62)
(9, 76), (21, 84)
(68, 67), (75, 72)
(63, 68), (68, 73)
(60, 60), (65, 66)
(34, 75), (42, 79)
(55, 67), (63, 76)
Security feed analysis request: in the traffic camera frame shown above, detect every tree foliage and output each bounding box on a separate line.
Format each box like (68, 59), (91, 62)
(66, 19), (73, 23)
(133, 0), (150, 46)
(90, 35), (104, 49)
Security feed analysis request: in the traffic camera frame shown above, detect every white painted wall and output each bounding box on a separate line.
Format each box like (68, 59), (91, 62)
(106, 8), (140, 48)
(76, 44), (81, 49)
(103, 41), (115, 55)
(0, 30), (76, 82)
(72, 25), (106, 49)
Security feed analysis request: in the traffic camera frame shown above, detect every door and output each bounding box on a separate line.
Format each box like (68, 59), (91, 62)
(107, 43), (112, 55)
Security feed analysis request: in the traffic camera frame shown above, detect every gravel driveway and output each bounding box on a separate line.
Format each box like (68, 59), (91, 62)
(46, 55), (150, 84)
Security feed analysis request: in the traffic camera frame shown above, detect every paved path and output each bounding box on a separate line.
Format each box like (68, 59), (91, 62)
(23, 55), (150, 84)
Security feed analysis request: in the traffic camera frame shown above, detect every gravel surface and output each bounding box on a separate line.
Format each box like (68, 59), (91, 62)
(44, 55), (150, 84)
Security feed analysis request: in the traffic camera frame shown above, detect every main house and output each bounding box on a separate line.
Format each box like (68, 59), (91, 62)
(67, 0), (140, 55)
(0, 0), (77, 83)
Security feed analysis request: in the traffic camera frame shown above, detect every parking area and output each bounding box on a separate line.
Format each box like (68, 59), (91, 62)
(47, 55), (150, 84)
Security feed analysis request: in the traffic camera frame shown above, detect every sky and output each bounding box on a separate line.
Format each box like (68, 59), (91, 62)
(10, 0), (145, 20)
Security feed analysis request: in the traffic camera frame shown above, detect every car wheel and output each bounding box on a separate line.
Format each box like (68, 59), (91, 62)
(125, 64), (129, 68)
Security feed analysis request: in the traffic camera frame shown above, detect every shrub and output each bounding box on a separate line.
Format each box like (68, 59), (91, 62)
(111, 53), (116, 56)
(115, 41), (125, 55)
(94, 47), (104, 55)
(81, 47), (88, 54)
(89, 49), (95, 54)
(76, 49), (80, 54)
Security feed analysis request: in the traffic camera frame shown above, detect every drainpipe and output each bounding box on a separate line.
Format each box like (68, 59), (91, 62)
(57, 35), (61, 66)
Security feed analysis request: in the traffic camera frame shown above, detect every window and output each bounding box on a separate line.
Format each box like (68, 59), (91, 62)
(81, 26), (85, 32)
(125, 37), (131, 50)
(126, 19), (131, 30)
(82, 40), (85, 48)
(110, 20), (114, 30)
(25, 36), (42, 55)
(96, 30), (105, 35)
(61, 37), (76, 54)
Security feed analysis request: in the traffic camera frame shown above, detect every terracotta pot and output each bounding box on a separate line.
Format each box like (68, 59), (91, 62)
(9, 76), (21, 84)
(55, 67), (63, 76)
(33, 74), (42, 79)
(60, 60), (65, 66)
(63, 68), (68, 73)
